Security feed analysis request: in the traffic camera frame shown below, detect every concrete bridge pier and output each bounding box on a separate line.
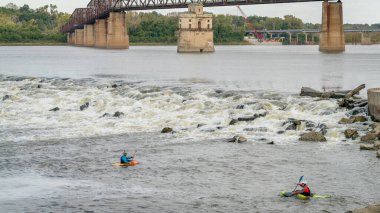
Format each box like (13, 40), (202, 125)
(368, 88), (380, 122)
(84, 24), (95, 47)
(75, 29), (84, 46)
(67, 32), (75, 45)
(319, 0), (345, 53)
(95, 19), (107, 48)
(361, 32), (372, 45)
(106, 12), (129, 49)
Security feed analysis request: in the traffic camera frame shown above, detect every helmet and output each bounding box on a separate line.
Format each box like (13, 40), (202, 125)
(300, 180), (307, 185)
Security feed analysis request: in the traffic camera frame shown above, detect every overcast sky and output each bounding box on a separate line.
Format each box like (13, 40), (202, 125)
(0, 0), (379, 24)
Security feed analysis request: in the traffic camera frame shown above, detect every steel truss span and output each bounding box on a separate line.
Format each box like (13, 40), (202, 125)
(61, 0), (323, 33)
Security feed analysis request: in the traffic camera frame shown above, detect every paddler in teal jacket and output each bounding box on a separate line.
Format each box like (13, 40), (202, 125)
(120, 150), (134, 164)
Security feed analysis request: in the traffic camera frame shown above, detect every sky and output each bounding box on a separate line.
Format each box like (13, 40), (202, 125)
(0, 0), (379, 24)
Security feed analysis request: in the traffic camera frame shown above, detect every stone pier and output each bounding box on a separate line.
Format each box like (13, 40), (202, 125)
(319, 1), (345, 53)
(361, 32), (372, 45)
(177, 3), (214, 53)
(95, 19), (107, 48)
(75, 29), (84, 46)
(368, 88), (380, 122)
(84, 24), (95, 47)
(67, 32), (75, 45)
(106, 12), (129, 49)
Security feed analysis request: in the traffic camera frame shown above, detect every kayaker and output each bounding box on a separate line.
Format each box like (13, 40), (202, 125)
(120, 150), (134, 164)
(292, 180), (311, 197)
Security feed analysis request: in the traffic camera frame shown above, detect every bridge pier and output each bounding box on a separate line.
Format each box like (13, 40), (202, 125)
(67, 32), (75, 45)
(95, 19), (107, 48)
(177, 4), (214, 53)
(319, 0), (345, 53)
(75, 29), (84, 46)
(84, 24), (95, 47)
(368, 88), (380, 122)
(361, 32), (372, 45)
(106, 12), (129, 49)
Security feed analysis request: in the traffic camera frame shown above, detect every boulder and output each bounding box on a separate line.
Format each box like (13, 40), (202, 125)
(227, 135), (247, 143)
(267, 141), (274, 145)
(37, 84), (42, 88)
(161, 127), (173, 133)
(360, 144), (375, 150)
(102, 113), (112, 117)
(80, 102), (89, 111)
(299, 131), (327, 142)
(197, 123), (206, 128)
(277, 130), (285, 134)
(339, 117), (356, 124)
(229, 119), (238, 125)
(344, 129), (359, 140)
(371, 123), (380, 134)
(49, 107), (60, 112)
(113, 111), (125, 117)
(2, 95), (10, 101)
(360, 133), (378, 142)
(374, 141), (380, 150)
(349, 203), (380, 213)
(339, 116), (367, 124)
(377, 151), (380, 158)
(111, 84), (118, 88)
(236, 104), (245, 109)
(353, 115), (367, 123)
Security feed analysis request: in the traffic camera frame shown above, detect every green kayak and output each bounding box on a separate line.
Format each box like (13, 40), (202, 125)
(280, 191), (332, 200)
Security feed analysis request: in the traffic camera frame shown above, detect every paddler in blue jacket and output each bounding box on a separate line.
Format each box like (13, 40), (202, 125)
(120, 150), (134, 164)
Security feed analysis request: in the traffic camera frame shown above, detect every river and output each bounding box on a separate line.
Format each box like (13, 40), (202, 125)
(0, 45), (379, 212)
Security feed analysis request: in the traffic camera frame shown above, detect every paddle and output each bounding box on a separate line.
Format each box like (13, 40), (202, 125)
(292, 175), (304, 192)
(132, 150), (137, 159)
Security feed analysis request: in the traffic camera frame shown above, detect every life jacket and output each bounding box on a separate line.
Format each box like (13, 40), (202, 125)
(301, 186), (311, 196)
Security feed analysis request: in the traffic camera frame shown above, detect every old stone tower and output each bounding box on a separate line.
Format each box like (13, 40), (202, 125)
(177, 3), (214, 53)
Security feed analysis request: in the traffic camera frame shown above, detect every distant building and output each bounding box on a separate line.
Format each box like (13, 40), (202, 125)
(177, 3), (214, 53)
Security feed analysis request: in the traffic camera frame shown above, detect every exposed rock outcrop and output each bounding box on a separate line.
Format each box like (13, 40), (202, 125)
(349, 203), (380, 213)
(360, 133), (378, 142)
(161, 127), (173, 133)
(49, 107), (60, 112)
(360, 144), (375, 150)
(299, 131), (327, 142)
(113, 111), (124, 117)
(227, 135), (247, 143)
(80, 102), (89, 111)
(344, 129), (359, 140)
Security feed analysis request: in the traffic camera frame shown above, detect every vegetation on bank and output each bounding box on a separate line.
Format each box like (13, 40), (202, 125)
(0, 3), (69, 43)
(1, 3), (380, 44)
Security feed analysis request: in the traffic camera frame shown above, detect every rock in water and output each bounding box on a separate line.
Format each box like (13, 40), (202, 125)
(377, 151), (380, 158)
(80, 102), (89, 111)
(227, 135), (247, 143)
(360, 144), (375, 150)
(374, 141), (380, 150)
(299, 131), (327, 142)
(339, 117), (355, 124)
(161, 127), (173, 133)
(2, 95), (10, 101)
(113, 111), (125, 117)
(360, 133), (378, 142)
(344, 129), (359, 140)
(102, 113), (111, 117)
(349, 203), (380, 213)
(49, 107), (60, 112)
(229, 119), (238, 125)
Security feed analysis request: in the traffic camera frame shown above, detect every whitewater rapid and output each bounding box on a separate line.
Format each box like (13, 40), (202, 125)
(0, 75), (370, 143)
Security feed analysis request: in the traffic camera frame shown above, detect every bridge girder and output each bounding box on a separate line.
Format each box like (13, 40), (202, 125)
(61, 0), (324, 33)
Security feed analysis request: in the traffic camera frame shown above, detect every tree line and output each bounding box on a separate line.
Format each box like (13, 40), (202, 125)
(1, 3), (379, 44)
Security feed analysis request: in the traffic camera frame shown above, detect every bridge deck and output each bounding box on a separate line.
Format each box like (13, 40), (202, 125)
(62, 0), (323, 33)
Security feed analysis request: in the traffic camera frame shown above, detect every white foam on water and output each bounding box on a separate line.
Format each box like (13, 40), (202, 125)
(0, 76), (370, 144)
